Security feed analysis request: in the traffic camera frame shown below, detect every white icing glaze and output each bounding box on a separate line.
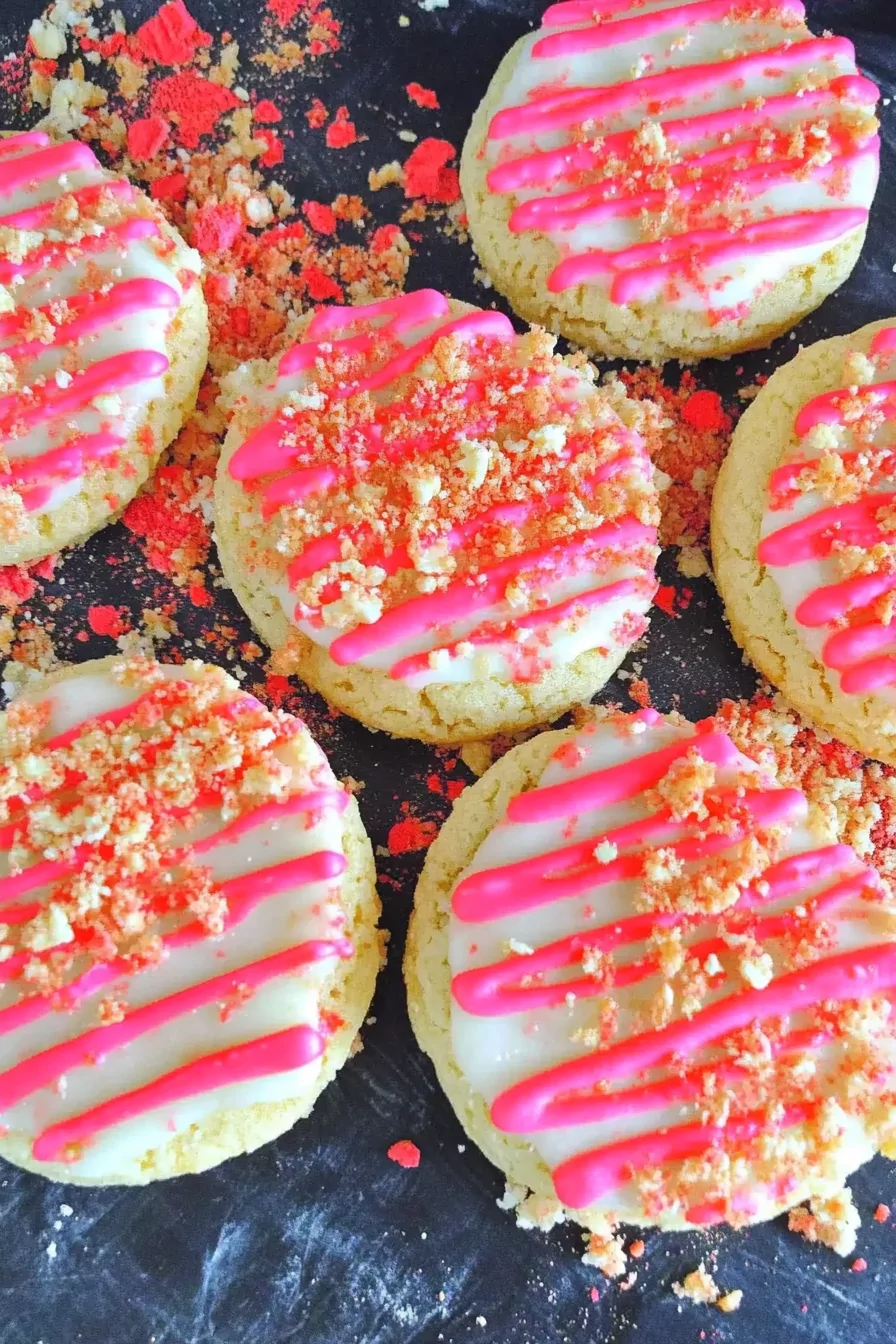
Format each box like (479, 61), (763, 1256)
(448, 713), (893, 1222)
(0, 664), (351, 1179)
(485, 1), (879, 313)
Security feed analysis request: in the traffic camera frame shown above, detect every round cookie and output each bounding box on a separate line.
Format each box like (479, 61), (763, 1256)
(712, 317), (896, 765)
(406, 707), (896, 1239)
(215, 289), (660, 745)
(0, 656), (381, 1185)
(460, 1), (880, 363)
(0, 130), (208, 566)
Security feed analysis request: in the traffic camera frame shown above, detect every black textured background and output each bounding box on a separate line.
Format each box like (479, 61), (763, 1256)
(1, 2), (895, 1342)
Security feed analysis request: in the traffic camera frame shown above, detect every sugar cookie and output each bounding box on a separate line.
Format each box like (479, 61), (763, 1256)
(712, 317), (896, 764)
(0, 130), (208, 565)
(215, 289), (660, 744)
(0, 656), (381, 1185)
(406, 707), (896, 1237)
(460, 2), (880, 363)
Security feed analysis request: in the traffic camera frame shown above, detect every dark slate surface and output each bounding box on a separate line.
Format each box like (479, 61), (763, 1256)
(0, 1), (895, 1341)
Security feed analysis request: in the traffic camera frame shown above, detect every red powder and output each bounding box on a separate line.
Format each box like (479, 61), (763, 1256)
(406, 82), (439, 109)
(267, 0), (307, 25)
(387, 817), (439, 855)
(325, 106), (358, 149)
(87, 605), (130, 639)
(306, 97), (328, 129)
(681, 389), (730, 432)
(303, 200), (337, 234)
(132, 0), (212, 66)
(403, 138), (460, 204)
(387, 1140), (421, 1169)
(192, 201), (245, 254)
(127, 115), (169, 162)
(150, 172), (188, 201)
(253, 98), (283, 124)
(300, 263), (342, 301)
(150, 72), (240, 149)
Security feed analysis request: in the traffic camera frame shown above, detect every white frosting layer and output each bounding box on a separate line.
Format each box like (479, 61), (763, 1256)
(486, 1), (878, 313)
(0, 664), (350, 1179)
(449, 713), (891, 1223)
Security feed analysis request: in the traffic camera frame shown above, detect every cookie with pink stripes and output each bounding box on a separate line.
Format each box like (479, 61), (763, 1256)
(0, 656), (380, 1185)
(0, 130), (208, 565)
(405, 707), (896, 1243)
(713, 318), (896, 765)
(214, 289), (660, 744)
(460, 1), (880, 362)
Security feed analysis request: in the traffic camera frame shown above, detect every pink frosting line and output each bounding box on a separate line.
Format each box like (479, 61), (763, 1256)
(795, 569), (896, 628)
(0, 179), (134, 230)
(549, 208), (871, 301)
(531, 0), (805, 61)
(277, 289), (453, 374)
(0, 349), (170, 440)
(490, 941), (896, 1133)
(758, 491), (896, 566)
(507, 727), (740, 824)
(872, 327), (896, 357)
(795, 379), (896, 436)
(0, 937), (351, 1112)
(541, 0), (651, 23)
(0, 432), (127, 506)
(840, 655), (896, 695)
(31, 1025), (326, 1162)
(551, 1103), (814, 1209)
(0, 131), (51, 158)
(487, 78), (875, 194)
(0, 138), (99, 195)
(327, 519), (654, 668)
(0, 217), (161, 286)
(0, 278), (180, 365)
(487, 36), (856, 141)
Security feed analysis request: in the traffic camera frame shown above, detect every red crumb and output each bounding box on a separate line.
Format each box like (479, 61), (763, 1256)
(629, 1240), (646, 1259)
(127, 115), (170, 162)
(681, 389), (730, 433)
(192, 201), (245, 254)
(874, 1204), (891, 1223)
(628, 678), (652, 708)
(132, 0), (212, 66)
(253, 98), (283, 123)
(406, 82), (439, 109)
(87, 605), (130, 639)
(300, 263), (342, 301)
(851, 1258), (868, 1273)
(306, 96), (329, 128)
(654, 585), (677, 618)
(403, 137), (460, 204)
(387, 817), (439, 855)
(589, 1288), (600, 1303)
(303, 200), (337, 234)
(150, 172), (188, 202)
(325, 106), (358, 148)
(150, 72), (240, 148)
(257, 130), (284, 168)
(188, 583), (213, 607)
(387, 1140), (421, 1169)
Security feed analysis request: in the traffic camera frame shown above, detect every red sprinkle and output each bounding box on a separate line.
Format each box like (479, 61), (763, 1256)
(387, 817), (439, 855)
(253, 98), (283, 124)
(681, 389), (730, 432)
(87, 605), (130, 639)
(387, 1140), (421, 1169)
(325, 106), (358, 149)
(126, 115), (169, 162)
(406, 82), (439, 109)
(132, 0), (212, 66)
(150, 72), (240, 149)
(302, 200), (337, 235)
(403, 138), (460, 204)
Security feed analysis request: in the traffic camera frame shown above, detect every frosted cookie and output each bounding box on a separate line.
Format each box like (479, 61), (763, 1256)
(0, 656), (381, 1185)
(0, 130), (208, 565)
(712, 318), (896, 765)
(460, 1), (880, 363)
(405, 707), (896, 1237)
(215, 289), (660, 745)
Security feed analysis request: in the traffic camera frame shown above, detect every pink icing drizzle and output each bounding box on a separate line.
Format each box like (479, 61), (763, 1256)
(483, 3), (879, 307)
(759, 326), (896, 695)
(0, 680), (354, 1163)
(0, 133), (184, 513)
(227, 290), (658, 682)
(450, 714), (887, 1211)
